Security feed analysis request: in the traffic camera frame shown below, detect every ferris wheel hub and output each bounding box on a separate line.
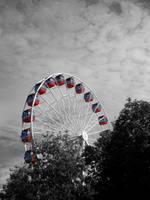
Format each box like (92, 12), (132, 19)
(82, 131), (88, 143)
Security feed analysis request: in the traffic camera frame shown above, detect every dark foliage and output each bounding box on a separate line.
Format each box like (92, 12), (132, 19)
(1, 134), (92, 200)
(2, 99), (150, 199)
(85, 99), (150, 199)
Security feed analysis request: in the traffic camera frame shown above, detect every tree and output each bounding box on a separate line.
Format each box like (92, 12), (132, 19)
(85, 99), (150, 199)
(1, 134), (92, 200)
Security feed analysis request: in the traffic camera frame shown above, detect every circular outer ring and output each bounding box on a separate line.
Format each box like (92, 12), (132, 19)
(22, 73), (112, 150)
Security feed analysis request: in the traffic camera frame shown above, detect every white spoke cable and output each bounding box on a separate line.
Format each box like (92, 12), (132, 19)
(83, 100), (100, 131)
(56, 85), (75, 128)
(35, 117), (57, 131)
(34, 107), (61, 130)
(40, 95), (69, 131)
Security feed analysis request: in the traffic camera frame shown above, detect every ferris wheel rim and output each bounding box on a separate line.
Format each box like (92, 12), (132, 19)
(31, 73), (105, 140)
(22, 72), (112, 149)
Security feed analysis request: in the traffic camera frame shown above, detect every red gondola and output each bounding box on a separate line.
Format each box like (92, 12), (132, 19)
(98, 115), (108, 125)
(55, 74), (65, 86)
(24, 150), (36, 163)
(84, 92), (94, 102)
(92, 103), (102, 113)
(21, 128), (32, 142)
(66, 77), (75, 88)
(26, 94), (39, 107)
(35, 82), (46, 95)
(22, 109), (35, 123)
(75, 83), (85, 94)
(45, 77), (56, 88)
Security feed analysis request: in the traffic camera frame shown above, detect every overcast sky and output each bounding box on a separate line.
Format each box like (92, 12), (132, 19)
(1, 0), (150, 187)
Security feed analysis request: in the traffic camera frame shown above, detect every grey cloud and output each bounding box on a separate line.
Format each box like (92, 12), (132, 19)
(109, 1), (122, 15)
(0, 0), (149, 122)
(80, 0), (100, 6)
(0, 124), (24, 186)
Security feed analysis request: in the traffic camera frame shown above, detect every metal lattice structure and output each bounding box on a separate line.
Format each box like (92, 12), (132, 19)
(21, 73), (111, 162)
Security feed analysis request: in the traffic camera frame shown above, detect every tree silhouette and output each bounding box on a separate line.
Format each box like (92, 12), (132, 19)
(1, 134), (92, 200)
(3, 99), (150, 199)
(85, 99), (150, 199)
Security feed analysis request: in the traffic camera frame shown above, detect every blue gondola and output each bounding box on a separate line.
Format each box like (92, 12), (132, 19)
(45, 77), (56, 88)
(75, 83), (85, 94)
(66, 77), (75, 88)
(21, 128), (32, 142)
(35, 82), (46, 95)
(55, 74), (65, 86)
(84, 92), (94, 102)
(92, 103), (102, 113)
(98, 115), (108, 125)
(26, 94), (39, 107)
(24, 150), (36, 163)
(22, 109), (35, 123)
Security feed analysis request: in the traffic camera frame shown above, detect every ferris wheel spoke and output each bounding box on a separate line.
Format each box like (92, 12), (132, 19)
(69, 100), (79, 133)
(48, 87), (59, 104)
(35, 112), (75, 136)
(36, 115), (68, 134)
(82, 108), (94, 131)
(68, 94), (78, 130)
(40, 95), (69, 130)
(83, 106), (99, 131)
(35, 108), (58, 126)
(80, 102), (91, 130)
(85, 121), (99, 133)
(75, 100), (86, 131)
(88, 137), (98, 145)
(38, 125), (59, 135)
(84, 114), (96, 126)
(57, 87), (71, 119)
(73, 93), (80, 118)
(72, 93), (82, 129)
(33, 126), (55, 133)
(37, 109), (65, 130)
(35, 117), (55, 130)
(79, 101), (90, 128)
(63, 95), (77, 132)
(49, 89), (73, 129)
(33, 123), (65, 134)
(56, 86), (77, 130)
(75, 98), (83, 121)
(37, 98), (56, 112)
(34, 110), (58, 131)
(87, 130), (101, 136)
(33, 130), (52, 136)
(84, 117), (98, 132)
(34, 114), (63, 131)
(69, 94), (79, 130)
(82, 106), (92, 131)
(46, 108), (71, 131)
(63, 90), (83, 134)
(34, 106), (51, 120)
(77, 108), (87, 131)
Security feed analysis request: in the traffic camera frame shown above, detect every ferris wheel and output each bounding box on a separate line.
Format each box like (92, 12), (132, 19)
(21, 73), (111, 163)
